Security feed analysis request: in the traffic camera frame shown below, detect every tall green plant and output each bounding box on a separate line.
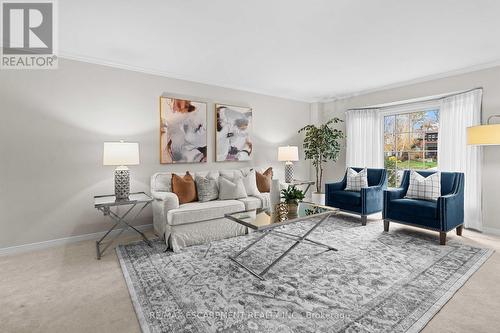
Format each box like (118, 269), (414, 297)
(299, 118), (344, 193)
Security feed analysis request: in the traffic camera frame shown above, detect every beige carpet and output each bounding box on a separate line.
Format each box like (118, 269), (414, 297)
(1, 221), (499, 333)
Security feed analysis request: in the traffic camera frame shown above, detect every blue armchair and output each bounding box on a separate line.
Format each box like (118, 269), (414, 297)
(383, 170), (465, 245)
(325, 167), (388, 225)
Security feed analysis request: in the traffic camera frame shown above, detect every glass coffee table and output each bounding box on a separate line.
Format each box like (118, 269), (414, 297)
(225, 202), (339, 280)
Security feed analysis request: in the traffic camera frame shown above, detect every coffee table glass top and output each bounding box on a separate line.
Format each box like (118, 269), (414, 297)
(225, 202), (338, 231)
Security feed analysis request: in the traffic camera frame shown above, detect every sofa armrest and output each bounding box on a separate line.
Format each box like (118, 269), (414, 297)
(151, 191), (179, 238)
(151, 191), (179, 205)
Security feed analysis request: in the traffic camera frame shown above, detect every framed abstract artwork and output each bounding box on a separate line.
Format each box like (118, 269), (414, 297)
(160, 97), (207, 164)
(215, 103), (253, 162)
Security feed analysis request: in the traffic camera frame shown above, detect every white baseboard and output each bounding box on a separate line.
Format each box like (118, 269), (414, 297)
(0, 224), (153, 257)
(482, 227), (500, 237)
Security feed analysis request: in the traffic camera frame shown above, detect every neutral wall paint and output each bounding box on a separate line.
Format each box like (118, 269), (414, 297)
(0, 59), (311, 249)
(320, 66), (500, 233)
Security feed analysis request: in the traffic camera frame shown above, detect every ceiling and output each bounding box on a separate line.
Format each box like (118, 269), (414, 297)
(59, 0), (500, 102)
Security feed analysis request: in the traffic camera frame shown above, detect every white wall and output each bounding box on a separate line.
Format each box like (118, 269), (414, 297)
(320, 66), (500, 234)
(0, 59), (311, 249)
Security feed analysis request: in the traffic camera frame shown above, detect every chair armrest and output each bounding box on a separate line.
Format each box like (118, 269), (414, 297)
(438, 192), (464, 231)
(325, 181), (345, 192)
(384, 188), (405, 201)
(361, 186), (384, 215)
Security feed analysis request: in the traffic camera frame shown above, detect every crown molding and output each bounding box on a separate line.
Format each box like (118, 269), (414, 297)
(58, 52), (313, 103)
(319, 59), (500, 103)
(58, 52), (500, 105)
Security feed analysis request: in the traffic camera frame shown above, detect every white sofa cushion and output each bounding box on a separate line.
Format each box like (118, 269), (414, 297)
(167, 200), (244, 226)
(240, 169), (261, 196)
(238, 196), (263, 210)
(151, 173), (173, 192)
(218, 176), (248, 200)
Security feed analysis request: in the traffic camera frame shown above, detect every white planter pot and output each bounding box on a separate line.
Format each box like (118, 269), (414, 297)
(311, 192), (325, 205)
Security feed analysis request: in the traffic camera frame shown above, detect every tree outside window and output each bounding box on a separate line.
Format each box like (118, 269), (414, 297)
(384, 109), (439, 187)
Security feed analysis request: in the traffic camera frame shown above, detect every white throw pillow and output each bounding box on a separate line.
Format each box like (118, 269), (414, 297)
(240, 169), (261, 196)
(405, 170), (441, 201)
(345, 168), (368, 192)
(218, 176), (248, 200)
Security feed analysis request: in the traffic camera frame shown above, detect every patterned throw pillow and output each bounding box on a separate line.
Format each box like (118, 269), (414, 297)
(195, 175), (219, 202)
(218, 176), (248, 200)
(405, 170), (441, 201)
(345, 168), (368, 192)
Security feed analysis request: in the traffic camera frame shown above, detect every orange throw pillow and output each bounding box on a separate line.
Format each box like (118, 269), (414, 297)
(256, 167), (273, 193)
(171, 172), (198, 204)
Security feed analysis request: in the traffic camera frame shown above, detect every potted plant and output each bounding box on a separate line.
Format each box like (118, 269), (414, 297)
(280, 185), (305, 219)
(299, 118), (344, 204)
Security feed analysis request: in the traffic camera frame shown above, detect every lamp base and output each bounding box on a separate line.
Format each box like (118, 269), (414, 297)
(114, 167), (130, 199)
(284, 162), (294, 183)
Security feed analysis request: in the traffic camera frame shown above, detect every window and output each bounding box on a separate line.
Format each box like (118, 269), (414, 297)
(384, 109), (439, 187)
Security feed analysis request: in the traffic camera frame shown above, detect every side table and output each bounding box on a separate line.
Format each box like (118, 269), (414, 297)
(93, 192), (153, 260)
(286, 180), (315, 196)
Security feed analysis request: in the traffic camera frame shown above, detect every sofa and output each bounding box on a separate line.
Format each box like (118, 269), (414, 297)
(325, 167), (388, 225)
(383, 170), (465, 245)
(151, 168), (272, 251)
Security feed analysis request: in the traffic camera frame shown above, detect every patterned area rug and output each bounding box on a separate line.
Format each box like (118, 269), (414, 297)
(117, 215), (492, 333)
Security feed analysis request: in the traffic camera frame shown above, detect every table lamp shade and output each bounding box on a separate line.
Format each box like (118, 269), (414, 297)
(278, 146), (299, 162)
(103, 142), (140, 166)
(467, 124), (500, 145)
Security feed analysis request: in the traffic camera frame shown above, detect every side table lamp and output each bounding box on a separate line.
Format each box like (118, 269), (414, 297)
(103, 141), (140, 199)
(278, 146), (299, 183)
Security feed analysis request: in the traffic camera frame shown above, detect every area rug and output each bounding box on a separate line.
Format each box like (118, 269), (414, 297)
(117, 215), (492, 333)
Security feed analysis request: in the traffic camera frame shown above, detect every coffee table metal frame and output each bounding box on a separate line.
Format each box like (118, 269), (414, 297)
(225, 204), (338, 280)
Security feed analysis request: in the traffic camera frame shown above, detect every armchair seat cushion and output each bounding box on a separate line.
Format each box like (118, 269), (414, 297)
(390, 198), (438, 220)
(331, 190), (361, 206)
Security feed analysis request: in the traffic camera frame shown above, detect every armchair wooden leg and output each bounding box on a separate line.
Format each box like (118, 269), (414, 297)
(456, 225), (463, 236)
(383, 219), (390, 232)
(439, 232), (447, 245)
(361, 215), (367, 226)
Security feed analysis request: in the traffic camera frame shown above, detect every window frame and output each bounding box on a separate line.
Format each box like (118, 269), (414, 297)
(379, 101), (441, 188)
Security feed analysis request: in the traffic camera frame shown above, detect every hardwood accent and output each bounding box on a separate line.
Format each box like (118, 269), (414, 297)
(361, 215), (367, 226)
(440, 232), (447, 245)
(456, 225), (464, 236)
(383, 219), (390, 232)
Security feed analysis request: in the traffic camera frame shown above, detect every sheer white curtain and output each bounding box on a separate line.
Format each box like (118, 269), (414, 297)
(438, 89), (483, 230)
(345, 109), (383, 168)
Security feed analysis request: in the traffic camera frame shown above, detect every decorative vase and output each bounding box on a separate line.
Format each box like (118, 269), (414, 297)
(311, 192), (325, 205)
(287, 203), (298, 219)
(275, 202), (289, 222)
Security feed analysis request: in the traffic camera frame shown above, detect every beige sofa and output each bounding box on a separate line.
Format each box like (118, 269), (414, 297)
(151, 168), (272, 251)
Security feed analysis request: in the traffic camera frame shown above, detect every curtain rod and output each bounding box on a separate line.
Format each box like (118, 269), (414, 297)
(346, 87), (483, 112)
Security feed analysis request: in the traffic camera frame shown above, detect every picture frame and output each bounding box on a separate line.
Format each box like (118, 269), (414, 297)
(159, 96), (208, 164)
(215, 103), (253, 162)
